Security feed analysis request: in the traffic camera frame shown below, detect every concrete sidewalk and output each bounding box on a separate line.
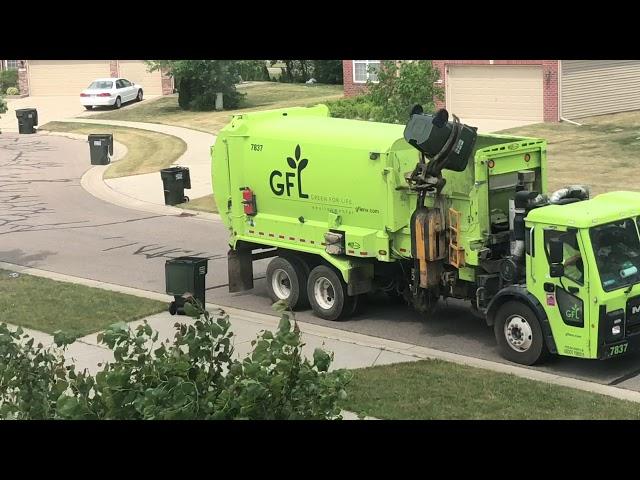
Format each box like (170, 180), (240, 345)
(59, 118), (217, 214)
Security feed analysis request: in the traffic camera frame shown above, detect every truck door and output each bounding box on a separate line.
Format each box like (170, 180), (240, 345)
(539, 228), (591, 358)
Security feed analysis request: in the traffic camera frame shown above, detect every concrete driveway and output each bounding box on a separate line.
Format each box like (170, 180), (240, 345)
(0, 95), (159, 132)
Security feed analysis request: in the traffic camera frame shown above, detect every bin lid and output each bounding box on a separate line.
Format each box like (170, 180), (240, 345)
(166, 256), (208, 265)
(88, 133), (113, 140)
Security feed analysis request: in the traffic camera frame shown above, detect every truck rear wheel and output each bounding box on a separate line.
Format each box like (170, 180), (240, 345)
(494, 301), (548, 365)
(307, 265), (355, 321)
(266, 256), (308, 310)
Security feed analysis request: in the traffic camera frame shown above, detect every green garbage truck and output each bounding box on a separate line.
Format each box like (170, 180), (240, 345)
(212, 104), (640, 365)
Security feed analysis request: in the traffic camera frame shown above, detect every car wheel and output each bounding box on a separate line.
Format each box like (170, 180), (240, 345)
(137, 89), (143, 102)
(114, 97), (122, 109)
(84, 106), (93, 110)
(494, 301), (549, 365)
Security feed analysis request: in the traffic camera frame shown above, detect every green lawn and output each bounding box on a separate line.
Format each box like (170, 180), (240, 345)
(498, 110), (640, 197)
(39, 121), (186, 179)
(87, 82), (344, 134)
(0, 269), (166, 337)
(341, 359), (640, 420)
(177, 194), (218, 213)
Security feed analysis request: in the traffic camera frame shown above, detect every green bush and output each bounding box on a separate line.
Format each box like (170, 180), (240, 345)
(327, 60), (443, 124)
(313, 60), (343, 84)
(148, 60), (246, 111)
(0, 69), (18, 93)
(0, 96), (6, 117)
(326, 95), (383, 122)
(0, 299), (351, 420)
(6, 87), (19, 95)
(367, 60), (443, 124)
(237, 60), (271, 82)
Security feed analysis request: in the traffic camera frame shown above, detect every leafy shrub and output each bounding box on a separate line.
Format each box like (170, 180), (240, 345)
(6, 87), (19, 95)
(236, 60), (271, 82)
(0, 299), (351, 420)
(148, 60), (246, 111)
(327, 60), (443, 124)
(0, 96), (6, 117)
(312, 60), (343, 85)
(326, 95), (383, 122)
(0, 69), (18, 93)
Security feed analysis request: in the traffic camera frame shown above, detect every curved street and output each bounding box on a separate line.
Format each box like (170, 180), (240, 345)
(3, 124), (640, 393)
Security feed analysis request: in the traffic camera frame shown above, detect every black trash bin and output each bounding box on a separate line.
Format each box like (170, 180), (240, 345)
(160, 166), (191, 205)
(88, 134), (114, 165)
(15, 108), (38, 134)
(165, 256), (208, 315)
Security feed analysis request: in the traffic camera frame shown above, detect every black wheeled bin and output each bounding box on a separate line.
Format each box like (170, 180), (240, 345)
(88, 134), (114, 165)
(15, 108), (38, 134)
(165, 256), (208, 315)
(160, 166), (191, 205)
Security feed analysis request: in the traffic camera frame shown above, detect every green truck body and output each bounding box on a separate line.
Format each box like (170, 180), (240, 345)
(212, 104), (640, 365)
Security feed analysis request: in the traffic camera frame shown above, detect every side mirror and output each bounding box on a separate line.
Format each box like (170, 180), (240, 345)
(550, 263), (565, 278)
(549, 237), (564, 264)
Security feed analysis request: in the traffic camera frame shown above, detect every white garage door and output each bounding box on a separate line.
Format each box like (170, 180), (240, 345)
(28, 60), (111, 96)
(118, 60), (163, 96)
(562, 60), (640, 119)
(447, 65), (544, 121)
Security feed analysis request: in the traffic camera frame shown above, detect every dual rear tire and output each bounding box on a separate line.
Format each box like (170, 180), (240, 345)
(266, 256), (358, 321)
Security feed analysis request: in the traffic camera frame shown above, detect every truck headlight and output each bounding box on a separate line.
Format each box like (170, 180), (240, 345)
(605, 310), (625, 343)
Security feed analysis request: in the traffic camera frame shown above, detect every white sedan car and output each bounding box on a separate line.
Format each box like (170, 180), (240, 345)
(80, 77), (143, 110)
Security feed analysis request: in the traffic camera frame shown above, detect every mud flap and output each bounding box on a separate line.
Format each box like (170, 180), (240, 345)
(228, 248), (254, 293)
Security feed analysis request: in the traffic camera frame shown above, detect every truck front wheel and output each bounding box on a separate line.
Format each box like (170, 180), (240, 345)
(494, 301), (549, 365)
(307, 265), (355, 321)
(266, 256), (308, 310)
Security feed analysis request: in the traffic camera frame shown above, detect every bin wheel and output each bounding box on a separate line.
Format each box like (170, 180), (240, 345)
(183, 196), (189, 203)
(169, 301), (177, 315)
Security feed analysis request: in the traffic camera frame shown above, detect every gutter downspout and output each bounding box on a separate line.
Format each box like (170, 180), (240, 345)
(561, 117), (583, 126)
(558, 61), (583, 126)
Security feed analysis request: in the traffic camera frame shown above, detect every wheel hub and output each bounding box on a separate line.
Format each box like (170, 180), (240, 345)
(314, 277), (335, 310)
(504, 315), (533, 352)
(271, 269), (291, 299)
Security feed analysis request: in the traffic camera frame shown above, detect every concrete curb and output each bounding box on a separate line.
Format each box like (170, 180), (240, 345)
(40, 124), (222, 222)
(3, 259), (640, 405)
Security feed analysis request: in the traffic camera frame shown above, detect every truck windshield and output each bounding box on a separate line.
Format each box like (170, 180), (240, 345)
(590, 218), (640, 291)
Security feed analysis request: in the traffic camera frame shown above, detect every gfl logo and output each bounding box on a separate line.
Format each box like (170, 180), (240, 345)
(269, 145), (308, 198)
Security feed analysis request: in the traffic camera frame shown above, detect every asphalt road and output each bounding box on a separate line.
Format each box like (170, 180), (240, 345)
(3, 133), (640, 392)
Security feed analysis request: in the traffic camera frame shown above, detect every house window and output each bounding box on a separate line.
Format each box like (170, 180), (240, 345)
(6, 60), (20, 70)
(353, 60), (380, 83)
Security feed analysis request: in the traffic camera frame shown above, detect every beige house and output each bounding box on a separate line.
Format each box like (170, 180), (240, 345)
(13, 60), (174, 97)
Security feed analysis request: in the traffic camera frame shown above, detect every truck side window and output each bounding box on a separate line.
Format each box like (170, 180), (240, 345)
(544, 230), (584, 285)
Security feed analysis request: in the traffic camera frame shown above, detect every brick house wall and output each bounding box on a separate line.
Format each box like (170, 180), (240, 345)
(342, 59), (560, 122)
(342, 60), (368, 97)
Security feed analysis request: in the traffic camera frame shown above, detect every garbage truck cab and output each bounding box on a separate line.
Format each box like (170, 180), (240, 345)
(509, 191), (640, 363)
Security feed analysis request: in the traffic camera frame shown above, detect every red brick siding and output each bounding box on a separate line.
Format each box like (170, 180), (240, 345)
(110, 60), (119, 77)
(342, 60), (367, 97)
(432, 60), (559, 122)
(18, 64), (29, 96)
(161, 67), (174, 95)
